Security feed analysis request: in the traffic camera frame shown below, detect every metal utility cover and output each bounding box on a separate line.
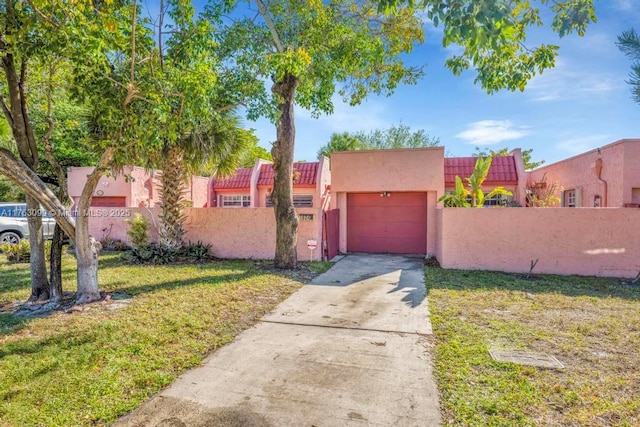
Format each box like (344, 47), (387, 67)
(489, 350), (565, 369)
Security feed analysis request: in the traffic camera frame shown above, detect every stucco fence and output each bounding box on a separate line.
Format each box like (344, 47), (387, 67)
(87, 207), (324, 261)
(436, 207), (640, 278)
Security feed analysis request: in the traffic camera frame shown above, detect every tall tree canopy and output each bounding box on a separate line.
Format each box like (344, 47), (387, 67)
(379, 0), (596, 92)
(318, 124), (440, 158)
(472, 147), (545, 170)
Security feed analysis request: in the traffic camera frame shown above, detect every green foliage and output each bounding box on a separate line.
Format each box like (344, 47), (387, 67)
(122, 241), (213, 265)
(238, 139), (273, 168)
(125, 213), (150, 249)
(377, 0), (595, 93)
(0, 239), (32, 263)
(0, 176), (25, 202)
(617, 28), (640, 105)
(208, 0), (425, 121)
(318, 124), (440, 158)
(438, 156), (513, 208)
(472, 146), (545, 170)
(439, 176), (471, 208)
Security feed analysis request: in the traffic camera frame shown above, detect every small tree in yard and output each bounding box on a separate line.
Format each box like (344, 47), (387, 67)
(0, 1), (162, 304)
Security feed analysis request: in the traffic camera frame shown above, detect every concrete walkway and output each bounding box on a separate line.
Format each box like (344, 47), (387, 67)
(117, 254), (441, 427)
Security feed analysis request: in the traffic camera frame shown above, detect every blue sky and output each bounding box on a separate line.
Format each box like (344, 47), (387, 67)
(240, 0), (640, 165)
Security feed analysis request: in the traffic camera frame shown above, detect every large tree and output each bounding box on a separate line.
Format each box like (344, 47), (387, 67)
(210, 0), (425, 268)
(318, 124), (440, 157)
(0, 0), (156, 304)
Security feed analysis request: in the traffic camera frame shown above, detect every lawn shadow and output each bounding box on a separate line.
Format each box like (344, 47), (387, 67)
(424, 266), (640, 301)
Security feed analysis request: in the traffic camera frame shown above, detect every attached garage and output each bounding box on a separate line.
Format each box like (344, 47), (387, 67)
(347, 192), (427, 254)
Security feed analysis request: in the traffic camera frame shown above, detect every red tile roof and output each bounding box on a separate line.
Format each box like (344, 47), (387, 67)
(445, 156), (518, 185)
(212, 167), (252, 190)
(258, 162), (318, 186)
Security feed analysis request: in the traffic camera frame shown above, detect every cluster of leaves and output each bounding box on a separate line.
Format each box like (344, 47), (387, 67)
(125, 213), (150, 249)
(0, 239), (52, 263)
(472, 146), (544, 170)
(122, 241), (213, 265)
(318, 124), (440, 157)
(0, 239), (31, 263)
(439, 156), (513, 207)
(617, 28), (640, 105)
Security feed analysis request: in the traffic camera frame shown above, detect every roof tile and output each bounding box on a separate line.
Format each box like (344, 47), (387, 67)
(258, 162), (318, 186)
(212, 168), (252, 190)
(445, 156), (518, 185)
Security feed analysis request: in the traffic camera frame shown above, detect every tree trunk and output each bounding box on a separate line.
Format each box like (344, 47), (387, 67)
(271, 73), (300, 269)
(26, 194), (49, 301)
(159, 144), (187, 248)
(49, 224), (64, 301)
(73, 148), (115, 304)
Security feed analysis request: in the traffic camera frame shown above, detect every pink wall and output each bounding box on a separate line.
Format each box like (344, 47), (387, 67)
(68, 166), (208, 208)
(88, 207), (323, 261)
(436, 208), (640, 278)
(528, 139), (640, 208)
(331, 148), (445, 193)
(331, 148), (444, 255)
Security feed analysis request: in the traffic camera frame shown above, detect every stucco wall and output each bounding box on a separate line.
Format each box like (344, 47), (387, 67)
(87, 207), (323, 261)
(436, 208), (640, 278)
(528, 140), (640, 207)
(623, 140), (640, 205)
(68, 166), (208, 208)
(331, 148), (445, 193)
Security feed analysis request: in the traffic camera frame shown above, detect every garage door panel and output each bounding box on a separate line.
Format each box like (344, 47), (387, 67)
(347, 192), (427, 254)
(91, 197), (126, 207)
(347, 206), (426, 223)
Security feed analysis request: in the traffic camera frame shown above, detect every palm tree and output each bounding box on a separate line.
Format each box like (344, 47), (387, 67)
(157, 111), (254, 248)
(617, 28), (640, 104)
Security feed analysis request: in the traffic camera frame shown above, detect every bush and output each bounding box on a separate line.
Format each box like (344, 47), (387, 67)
(0, 239), (31, 263)
(0, 239), (54, 263)
(121, 241), (212, 265)
(125, 213), (150, 248)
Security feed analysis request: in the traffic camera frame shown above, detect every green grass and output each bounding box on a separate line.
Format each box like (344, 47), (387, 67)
(0, 253), (302, 426)
(425, 267), (640, 426)
(305, 260), (333, 274)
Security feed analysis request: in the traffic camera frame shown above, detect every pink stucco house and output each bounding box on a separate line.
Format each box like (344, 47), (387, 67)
(527, 139), (640, 208)
(67, 166), (209, 208)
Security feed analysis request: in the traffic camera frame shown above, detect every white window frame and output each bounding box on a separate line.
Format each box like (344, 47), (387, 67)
(565, 190), (576, 208)
(220, 194), (251, 208)
(266, 194), (313, 208)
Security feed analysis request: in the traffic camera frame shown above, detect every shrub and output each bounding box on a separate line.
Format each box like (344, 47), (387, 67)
(125, 213), (150, 248)
(121, 241), (212, 265)
(1, 239), (31, 263)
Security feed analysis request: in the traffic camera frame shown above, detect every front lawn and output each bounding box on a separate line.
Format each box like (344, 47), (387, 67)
(0, 253), (302, 426)
(426, 267), (640, 426)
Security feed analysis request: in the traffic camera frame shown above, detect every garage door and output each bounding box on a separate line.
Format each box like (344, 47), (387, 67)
(347, 192), (427, 254)
(91, 197), (126, 207)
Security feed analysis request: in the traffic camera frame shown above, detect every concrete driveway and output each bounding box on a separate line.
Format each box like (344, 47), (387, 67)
(117, 254), (441, 426)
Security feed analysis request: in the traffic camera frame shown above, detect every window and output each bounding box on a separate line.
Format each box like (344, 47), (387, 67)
(220, 195), (250, 208)
(265, 194), (313, 208)
(565, 190), (576, 207)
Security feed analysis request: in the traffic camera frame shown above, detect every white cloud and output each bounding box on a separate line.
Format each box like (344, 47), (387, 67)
(555, 134), (613, 156)
(526, 58), (621, 102)
(614, 0), (634, 11)
(456, 120), (530, 145)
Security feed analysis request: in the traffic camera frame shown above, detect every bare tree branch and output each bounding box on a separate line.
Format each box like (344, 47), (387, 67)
(255, 0), (284, 53)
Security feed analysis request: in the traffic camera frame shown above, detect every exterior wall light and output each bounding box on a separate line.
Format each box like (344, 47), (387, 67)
(380, 191), (391, 197)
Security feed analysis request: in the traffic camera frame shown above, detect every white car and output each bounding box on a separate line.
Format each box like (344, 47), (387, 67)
(0, 203), (56, 244)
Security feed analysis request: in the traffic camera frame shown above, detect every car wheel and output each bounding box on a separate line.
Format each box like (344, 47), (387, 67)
(0, 231), (21, 245)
